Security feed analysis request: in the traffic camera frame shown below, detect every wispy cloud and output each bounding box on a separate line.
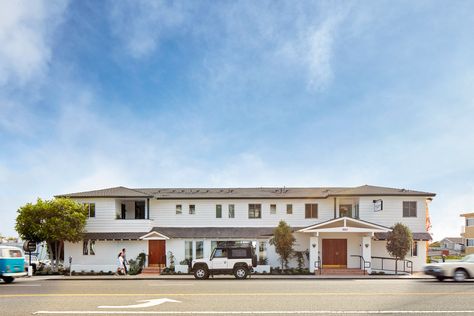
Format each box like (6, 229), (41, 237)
(0, 0), (67, 86)
(108, 0), (188, 58)
(107, 1), (351, 91)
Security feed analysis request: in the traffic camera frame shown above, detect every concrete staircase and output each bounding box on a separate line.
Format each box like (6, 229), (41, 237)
(141, 264), (166, 275)
(320, 268), (366, 275)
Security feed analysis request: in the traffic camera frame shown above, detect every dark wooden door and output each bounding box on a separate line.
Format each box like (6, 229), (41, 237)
(322, 239), (347, 267)
(148, 240), (166, 265)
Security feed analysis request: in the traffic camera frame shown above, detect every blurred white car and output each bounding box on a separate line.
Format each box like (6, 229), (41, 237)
(424, 254), (474, 282)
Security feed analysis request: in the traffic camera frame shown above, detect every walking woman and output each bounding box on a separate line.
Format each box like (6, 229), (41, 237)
(116, 252), (125, 275)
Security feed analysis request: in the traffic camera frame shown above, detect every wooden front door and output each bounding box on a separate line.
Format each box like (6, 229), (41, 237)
(148, 240), (166, 265)
(322, 239), (347, 267)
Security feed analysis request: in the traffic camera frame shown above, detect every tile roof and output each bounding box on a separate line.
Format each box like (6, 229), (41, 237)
(374, 232), (432, 241)
(149, 227), (296, 239)
(440, 237), (464, 244)
(82, 227), (305, 240)
(83, 232), (148, 240)
(56, 186), (153, 198)
(58, 185), (435, 199)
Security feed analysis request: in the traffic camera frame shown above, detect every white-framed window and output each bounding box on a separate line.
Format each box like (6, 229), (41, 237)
(305, 204), (318, 218)
(83, 203), (95, 218)
(216, 205), (222, 218)
(467, 239), (474, 247)
(259, 241), (267, 261)
(248, 204), (262, 219)
(189, 205), (195, 215)
(228, 204), (235, 218)
(83, 240), (95, 256)
(185, 241), (193, 261)
(411, 241), (418, 257)
(403, 201), (417, 217)
(196, 241), (204, 259)
(176, 205), (182, 215)
(270, 204), (276, 214)
(466, 218), (474, 227)
(286, 204), (293, 215)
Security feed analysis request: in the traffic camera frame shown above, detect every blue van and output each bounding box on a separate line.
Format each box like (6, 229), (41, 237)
(0, 246), (27, 283)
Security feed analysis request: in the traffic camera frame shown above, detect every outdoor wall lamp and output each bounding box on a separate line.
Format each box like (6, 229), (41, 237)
(312, 243), (316, 248)
(365, 243), (369, 248)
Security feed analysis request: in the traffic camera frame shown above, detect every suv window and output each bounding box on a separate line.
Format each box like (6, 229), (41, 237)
(229, 248), (248, 258)
(213, 248), (227, 258)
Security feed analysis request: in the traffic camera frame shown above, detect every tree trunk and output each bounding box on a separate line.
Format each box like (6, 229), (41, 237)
(395, 257), (398, 275)
(54, 241), (59, 272)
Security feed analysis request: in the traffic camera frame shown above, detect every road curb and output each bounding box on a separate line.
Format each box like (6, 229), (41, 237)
(43, 276), (434, 281)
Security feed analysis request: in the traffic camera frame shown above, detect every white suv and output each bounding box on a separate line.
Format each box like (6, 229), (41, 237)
(191, 246), (257, 280)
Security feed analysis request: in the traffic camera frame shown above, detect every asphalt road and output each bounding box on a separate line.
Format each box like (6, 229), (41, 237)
(1, 277), (474, 315)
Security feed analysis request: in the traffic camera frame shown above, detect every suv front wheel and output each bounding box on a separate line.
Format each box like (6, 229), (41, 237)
(234, 266), (248, 279)
(193, 266), (209, 280)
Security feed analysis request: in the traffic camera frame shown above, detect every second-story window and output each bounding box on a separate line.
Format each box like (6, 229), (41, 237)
(403, 201), (417, 217)
(249, 204), (262, 219)
(189, 204), (196, 215)
(176, 205), (182, 215)
(216, 204), (222, 218)
(270, 204), (276, 214)
(83, 203), (95, 218)
(286, 204), (293, 215)
(305, 204), (318, 218)
(228, 204), (235, 218)
(466, 218), (474, 227)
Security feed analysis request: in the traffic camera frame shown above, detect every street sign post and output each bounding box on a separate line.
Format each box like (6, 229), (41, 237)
(23, 241), (37, 276)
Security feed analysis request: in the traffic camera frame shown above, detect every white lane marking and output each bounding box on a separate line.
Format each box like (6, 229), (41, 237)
(148, 283), (194, 287)
(2, 284), (41, 287)
(33, 311), (474, 314)
(98, 298), (181, 309)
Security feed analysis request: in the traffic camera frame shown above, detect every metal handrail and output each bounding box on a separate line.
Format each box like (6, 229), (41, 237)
(371, 256), (413, 274)
(350, 255), (371, 275)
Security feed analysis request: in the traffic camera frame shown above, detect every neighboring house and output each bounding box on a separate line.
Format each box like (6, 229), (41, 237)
(439, 237), (464, 254)
(57, 185), (435, 274)
(461, 212), (474, 255)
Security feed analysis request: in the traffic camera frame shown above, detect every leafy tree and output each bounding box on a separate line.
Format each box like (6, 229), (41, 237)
(16, 198), (88, 271)
(270, 220), (295, 269)
(386, 223), (413, 274)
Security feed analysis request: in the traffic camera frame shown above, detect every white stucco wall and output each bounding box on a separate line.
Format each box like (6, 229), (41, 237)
(372, 240), (426, 273)
(64, 240), (148, 272)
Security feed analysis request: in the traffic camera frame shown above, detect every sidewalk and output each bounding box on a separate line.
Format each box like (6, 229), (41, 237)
(37, 272), (432, 281)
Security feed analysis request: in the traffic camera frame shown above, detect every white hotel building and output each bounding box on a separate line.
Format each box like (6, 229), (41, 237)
(58, 185), (435, 274)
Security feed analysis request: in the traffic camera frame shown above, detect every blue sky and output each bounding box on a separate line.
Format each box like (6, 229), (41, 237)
(1, 1), (474, 240)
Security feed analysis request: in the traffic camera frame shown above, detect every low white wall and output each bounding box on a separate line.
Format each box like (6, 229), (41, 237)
(64, 240), (148, 272)
(372, 240), (426, 273)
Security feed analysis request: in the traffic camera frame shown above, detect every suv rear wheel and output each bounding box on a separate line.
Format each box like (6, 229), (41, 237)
(234, 266), (248, 279)
(193, 266), (209, 280)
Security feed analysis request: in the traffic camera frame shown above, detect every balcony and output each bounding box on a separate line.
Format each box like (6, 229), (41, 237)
(116, 199), (149, 220)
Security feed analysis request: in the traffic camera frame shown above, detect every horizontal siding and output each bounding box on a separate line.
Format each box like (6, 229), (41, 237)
(74, 198), (153, 233)
(359, 197), (427, 232)
(149, 199), (334, 228)
(71, 196), (429, 234)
